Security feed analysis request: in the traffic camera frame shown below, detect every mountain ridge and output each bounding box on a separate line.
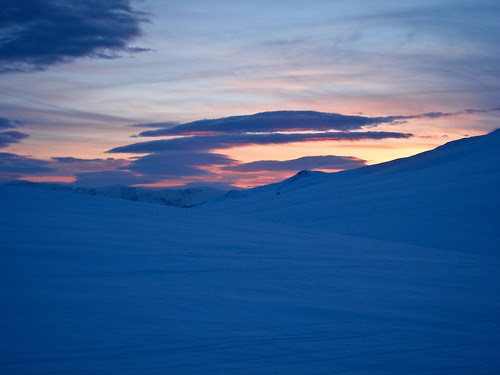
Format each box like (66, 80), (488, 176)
(5, 180), (227, 208)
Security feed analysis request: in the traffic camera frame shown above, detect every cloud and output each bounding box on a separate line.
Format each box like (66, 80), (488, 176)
(404, 108), (500, 120)
(0, 152), (54, 182)
(73, 170), (158, 188)
(51, 156), (127, 167)
(0, 152), (136, 183)
(135, 109), (500, 138)
(137, 111), (399, 137)
(0, 152), (53, 173)
(0, 0), (149, 73)
(131, 122), (180, 129)
(0, 131), (30, 148)
(224, 155), (367, 172)
(0, 118), (26, 129)
(0, 117), (30, 148)
(49, 156), (130, 176)
(108, 131), (413, 153)
(126, 151), (235, 177)
(0, 151), (221, 187)
(0, 117), (29, 148)
(51, 157), (114, 163)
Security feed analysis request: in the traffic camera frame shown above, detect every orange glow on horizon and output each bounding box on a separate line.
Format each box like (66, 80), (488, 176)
(7, 110), (495, 189)
(21, 176), (76, 183)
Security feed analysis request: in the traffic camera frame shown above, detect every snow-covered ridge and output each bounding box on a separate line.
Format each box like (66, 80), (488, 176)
(1, 169), (500, 374)
(5, 180), (227, 208)
(1, 130), (500, 373)
(200, 129), (500, 253)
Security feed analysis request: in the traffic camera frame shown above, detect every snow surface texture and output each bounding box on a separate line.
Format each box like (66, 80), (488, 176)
(6, 181), (226, 208)
(1, 130), (500, 374)
(202, 129), (500, 254)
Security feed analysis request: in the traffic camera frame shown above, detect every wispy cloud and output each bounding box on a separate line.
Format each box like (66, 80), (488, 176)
(0, 131), (29, 148)
(0, 0), (149, 73)
(131, 122), (181, 129)
(0, 152), (54, 182)
(109, 131), (412, 153)
(0, 117), (29, 148)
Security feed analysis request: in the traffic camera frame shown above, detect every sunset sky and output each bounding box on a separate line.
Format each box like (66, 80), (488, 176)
(1, 0), (499, 188)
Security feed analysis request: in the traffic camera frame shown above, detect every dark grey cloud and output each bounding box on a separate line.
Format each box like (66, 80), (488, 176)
(73, 170), (158, 188)
(0, 150), (234, 186)
(109, 131), (413, 153)
(0, 152), (54, 182)
(131, 122), (180, 129)
(0, 153), (132, 183)
(0, 131), (29, 148)
(136, 109), (500, 137)
(49, 157), (130, 176)
(126, 151), (235, 177)
(0, 0), (149, 73)
(51, 156), (126, 167)
(0, 118), (25, 129)
(51, 156), (117, 163)
(0, 117), (29, 148)
(224, 155), (367, 172)
(0, 152), (53, 173)
(137, 111), (396, 137)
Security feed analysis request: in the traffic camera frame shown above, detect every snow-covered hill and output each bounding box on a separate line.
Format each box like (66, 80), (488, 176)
(201, 129), (500, 254)
(1, 130), (500, 373)
(6, 180), (227, 208)
(1, 184), (500, 374)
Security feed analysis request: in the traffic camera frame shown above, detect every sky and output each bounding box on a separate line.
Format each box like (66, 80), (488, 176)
(1, 0), (499, 188)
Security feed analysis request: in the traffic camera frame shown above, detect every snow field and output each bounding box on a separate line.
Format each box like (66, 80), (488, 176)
(1, 185), (499, 374)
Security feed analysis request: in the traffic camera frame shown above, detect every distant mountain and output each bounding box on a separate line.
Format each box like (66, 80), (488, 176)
(201, 129), (500, 253)
(5, 180), (227, 208)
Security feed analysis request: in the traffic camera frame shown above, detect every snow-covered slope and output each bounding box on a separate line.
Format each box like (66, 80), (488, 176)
(1, 185), (500, 374)
(201, 129), (500, 254)
(6, 180), (226, 207)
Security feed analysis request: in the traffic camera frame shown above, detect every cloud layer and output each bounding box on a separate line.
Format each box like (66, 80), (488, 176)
(0, 131), (29, 148)
(109, 131), (412, 153)
(137, 109), (500, 138)
(0, 118), (25, 129)
(137, 111), (399, 137)
(0, 154), (132, 183)
(0, 152), (54, 182)
(0, 0), (148, 73)
(0, 117), (29, 148)
(103, 110), (414, 186)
